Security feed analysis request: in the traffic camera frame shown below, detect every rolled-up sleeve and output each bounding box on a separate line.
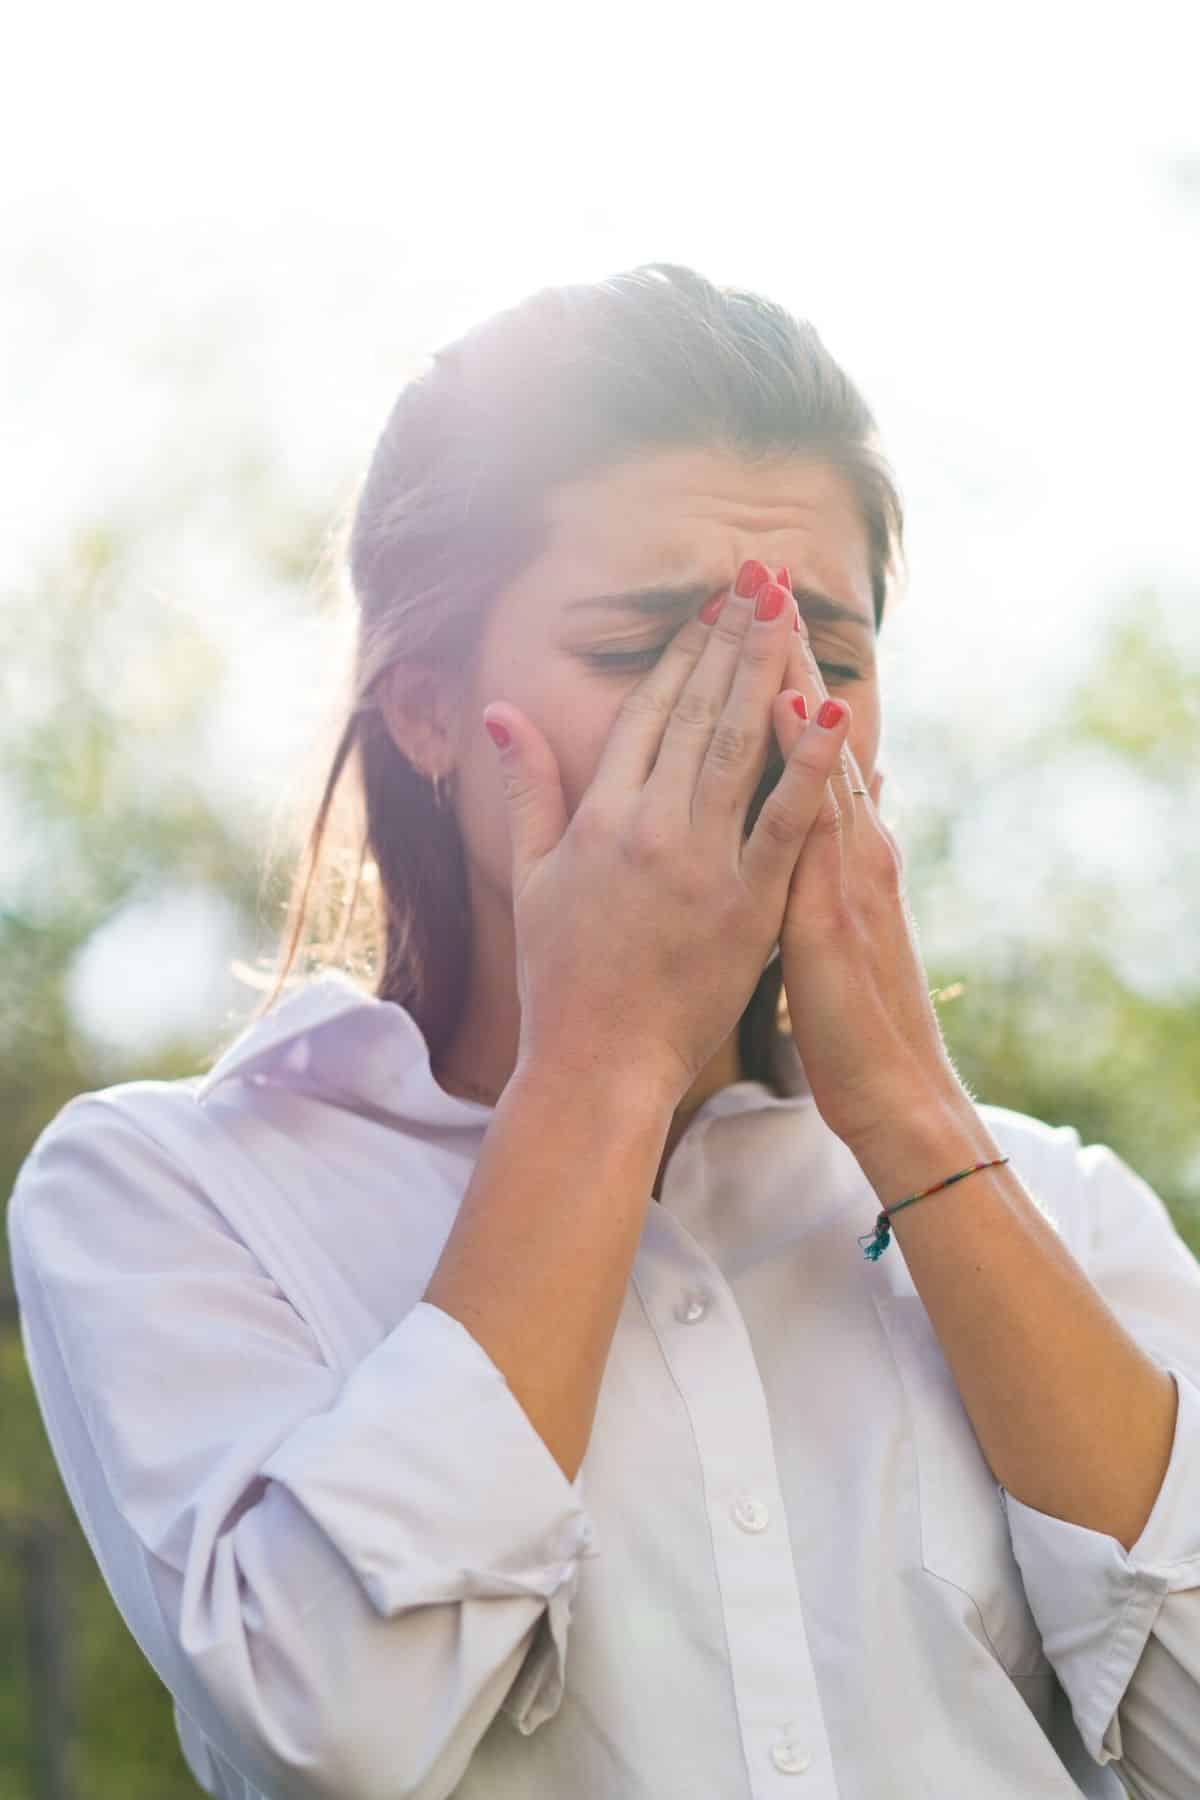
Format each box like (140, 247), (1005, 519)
(999, 1139), (1200, 1796)
(6, 1096), (599, 1800)
(261, 1298), (595, 1735)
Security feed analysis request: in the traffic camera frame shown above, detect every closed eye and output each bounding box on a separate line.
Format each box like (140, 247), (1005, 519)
(584, 644), (863, 682)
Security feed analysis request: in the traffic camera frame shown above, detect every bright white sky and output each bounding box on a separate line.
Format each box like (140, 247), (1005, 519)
(5, 0), (1199, 1060)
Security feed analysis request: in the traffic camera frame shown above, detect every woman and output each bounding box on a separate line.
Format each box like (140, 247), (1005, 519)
(8, 263), (1200, 1799)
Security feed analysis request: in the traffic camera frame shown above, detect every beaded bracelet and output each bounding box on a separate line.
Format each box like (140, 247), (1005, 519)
(857, 1156), (1011, 1261)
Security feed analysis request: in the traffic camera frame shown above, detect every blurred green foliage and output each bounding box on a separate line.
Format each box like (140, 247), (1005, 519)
(1, 494), (1198, 1797)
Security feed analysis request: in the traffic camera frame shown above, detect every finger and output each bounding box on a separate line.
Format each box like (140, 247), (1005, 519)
(741, 687), (854, 898)
(841, 737), (869, 798)
(481, 703), (569, 885)
(818, 701), (857, 822)
(776, 567), (858, 822)
(775, 593), (824, 751)
(768, 687), (857, 799)
(663, 574), (799, 831)
(770, 686), (811, 769)
(585, 578), (742, 802)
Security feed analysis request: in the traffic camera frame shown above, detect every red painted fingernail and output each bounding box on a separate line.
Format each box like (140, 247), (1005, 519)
(697, 590), (726, 625)
(485, 718), (511, 750)
(776, 565), (791, 591)
(754, 581), (787, 623)
(791, 693), (809, 721)
(817, 699), (845, 730)
(735, 558), (772, 599)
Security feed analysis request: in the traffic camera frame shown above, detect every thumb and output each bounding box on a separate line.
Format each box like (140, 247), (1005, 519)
(770, 687), (811, 764)
(482, 705), (568, 883)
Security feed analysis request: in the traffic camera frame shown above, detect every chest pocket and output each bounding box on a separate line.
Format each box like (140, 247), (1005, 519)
(873, 1292), (1048, 1685)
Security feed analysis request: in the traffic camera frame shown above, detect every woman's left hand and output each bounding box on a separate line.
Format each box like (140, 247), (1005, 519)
(767, 574), (965, 1151)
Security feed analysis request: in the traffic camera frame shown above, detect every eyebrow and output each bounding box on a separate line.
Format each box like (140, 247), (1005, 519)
(566, 581), (873, 632)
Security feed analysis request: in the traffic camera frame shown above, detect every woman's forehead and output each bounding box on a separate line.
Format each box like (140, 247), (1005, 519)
(547, 446), (859, 522)
(537, 452), (872, 604)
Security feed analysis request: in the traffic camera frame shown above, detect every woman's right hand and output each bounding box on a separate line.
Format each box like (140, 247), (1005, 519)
(483, 558), (855, 1108)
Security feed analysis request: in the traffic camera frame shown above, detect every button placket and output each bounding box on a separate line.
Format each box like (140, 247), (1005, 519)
(732, 1492), (770, 1533)
(675, 1289), (710, 1324)
(771, 1738), (813, 1774)
(633, 1200), (838, 1796)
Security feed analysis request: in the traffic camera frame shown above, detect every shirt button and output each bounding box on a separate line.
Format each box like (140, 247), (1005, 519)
(674, 1291), (710, 1324)
(731, 1493), (769, 1533)
(771, 1741), (812, 1774)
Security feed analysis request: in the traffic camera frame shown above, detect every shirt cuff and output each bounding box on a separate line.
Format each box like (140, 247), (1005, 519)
(261, 1299), (598, 1619)
(999, 1366), (1200, 1763)
(499, 1555), (585, 1736)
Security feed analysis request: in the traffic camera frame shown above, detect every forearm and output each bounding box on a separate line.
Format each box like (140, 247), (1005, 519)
(424, 1061), (676, 1485)
(847, 1093), (1179, 1552)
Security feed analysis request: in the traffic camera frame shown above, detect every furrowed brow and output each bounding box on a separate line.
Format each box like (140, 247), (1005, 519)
(566, 581), (872, 631)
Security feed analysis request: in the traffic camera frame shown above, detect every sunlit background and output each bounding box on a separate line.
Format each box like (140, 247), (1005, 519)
(3, 5), (1200, 1788)
(5, 3), (1200, 1073)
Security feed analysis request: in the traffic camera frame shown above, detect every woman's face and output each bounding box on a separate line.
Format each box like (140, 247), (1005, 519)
(445, 448), (882, 914)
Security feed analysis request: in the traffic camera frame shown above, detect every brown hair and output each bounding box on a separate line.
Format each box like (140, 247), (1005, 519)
(235, 262), (905, 1097)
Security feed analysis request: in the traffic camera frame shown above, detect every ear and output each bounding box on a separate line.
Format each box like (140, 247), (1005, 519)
(376, 662), (463, 776)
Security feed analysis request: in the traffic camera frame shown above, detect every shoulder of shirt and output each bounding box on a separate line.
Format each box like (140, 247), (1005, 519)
(968, 1099), (1143, 1193)
(7, 975), (397, 1287)
(972, 1100), (1085, 1159)
(971, 1100), (1097, 1206)
(965, 1099), (1170, 1259)
(936, 1101), (1086, 1250)
(14, 971), (384, 1177)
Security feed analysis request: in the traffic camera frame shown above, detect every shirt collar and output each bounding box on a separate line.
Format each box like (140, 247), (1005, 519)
(196, 970), (373, 1097)
(195, 969), (811, 1129)
(195, 971), (485, 1127)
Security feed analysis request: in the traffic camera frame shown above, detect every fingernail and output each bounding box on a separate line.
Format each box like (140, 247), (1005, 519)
(776, 565), (792, 591)
(735, 559), (772, 599)
(754, 581), (787, 623)
(817, 699), (845, 730)
(485, 718), (511, 751)
(791, 693), (809, 721)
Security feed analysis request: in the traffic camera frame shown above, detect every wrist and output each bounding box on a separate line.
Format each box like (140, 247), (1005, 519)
(846, 1087), (993, 1205)
(835, 1062), (975, 1153)
(509, 1051), (681, 1133)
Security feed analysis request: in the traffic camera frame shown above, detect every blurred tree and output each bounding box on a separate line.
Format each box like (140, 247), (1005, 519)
(905, 584), (1200, 1257)
(0, 511), (322, 1799)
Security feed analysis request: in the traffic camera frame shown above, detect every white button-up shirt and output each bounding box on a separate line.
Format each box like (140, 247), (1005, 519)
(7, 971), (1200, 1799)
